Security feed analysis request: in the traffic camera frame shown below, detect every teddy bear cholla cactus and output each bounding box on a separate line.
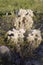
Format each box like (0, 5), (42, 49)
(5, 28), (25, 47)
(5, 28), (25, 52)
(4, 9), (42, 57)
(5, 28), (42, 57)
(14, 9), (34, 30)
(18, 29), (42, 57)
(26, 29), (42, 49)
(17, 9), (34, 17)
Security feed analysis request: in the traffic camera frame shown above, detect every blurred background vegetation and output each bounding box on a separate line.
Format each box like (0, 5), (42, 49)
(0, 0), (43, 13)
